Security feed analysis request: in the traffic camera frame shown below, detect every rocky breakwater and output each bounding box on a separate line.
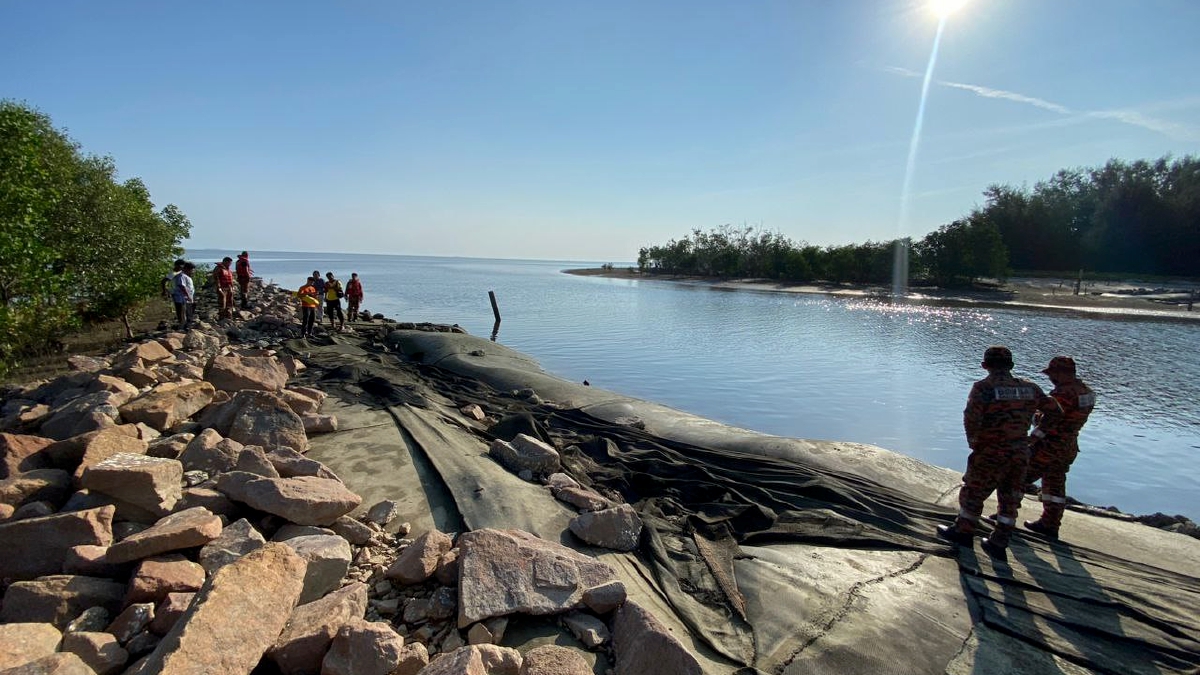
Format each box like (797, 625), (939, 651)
(0, 283), (699, 674)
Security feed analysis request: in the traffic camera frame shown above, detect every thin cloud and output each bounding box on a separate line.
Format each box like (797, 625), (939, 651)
(882, 65), (1200, 141)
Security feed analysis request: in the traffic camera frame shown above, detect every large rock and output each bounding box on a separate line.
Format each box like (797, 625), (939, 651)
(321, 619), (407, 675)
(612, 601), (702, 675)
(148, 592), (194, 636)
(198, 518), (265, 574)
(62, 545), (129, 579)
(70, 429), (149, 483)
(43, 427), (140, 471)
(519, 645), (591, 675)
(385, 529), (454, 585)
(0, 576), (126, 628)
(488, 434), (561, 475)
(104, 507), (223, 564)
(80, 454), (182, 516)
(118, 381), (216, 432)
(279, 389), (321, 416)
(266, 582), (367, 675)
(129, 542), (307, 674)
(0, 506), (115, 581)
(59, 631), (128, 675)
(0, 433), (54, 479)
(0, 623), (62, 670)
(177, 429), (243, 476)
(266, 446), (338, 480)
(0, 468), (72, 508)
(216, 473), (360, 526)
(456, 529), (619, 627)
(281, 534), (352, 604)
(38, 392), (126, 441)
(117, 340), (174, 366)
(420, 645), (522, 675)
(125, 555), (206, 606)
(0, 652), (95, 674)
(225, 390), (308, 453)
(204, 353), (289, 393)
(568, 504), (643, 552)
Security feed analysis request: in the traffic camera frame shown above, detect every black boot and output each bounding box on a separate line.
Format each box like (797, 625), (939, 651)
(1023, 519), (1060, 541)
(936, 524), (974, 547)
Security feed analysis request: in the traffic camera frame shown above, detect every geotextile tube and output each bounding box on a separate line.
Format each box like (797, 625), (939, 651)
(284, 324), (1200, 675)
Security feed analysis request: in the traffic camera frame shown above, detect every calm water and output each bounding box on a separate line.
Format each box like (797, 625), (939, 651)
(193, 250), (1200, 518)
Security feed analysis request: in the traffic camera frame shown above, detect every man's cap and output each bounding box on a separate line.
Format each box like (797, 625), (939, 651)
(982, 346), (1013, 368)
(1042, 356), (1076, 375)
(222, 256), (233, 262)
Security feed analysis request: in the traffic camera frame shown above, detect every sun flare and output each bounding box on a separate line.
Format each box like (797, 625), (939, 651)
(930, 0), (968, 18)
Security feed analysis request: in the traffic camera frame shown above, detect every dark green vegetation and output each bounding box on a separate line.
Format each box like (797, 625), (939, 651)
(0, 101), (190, 375)
(637, 156), (1200, 286)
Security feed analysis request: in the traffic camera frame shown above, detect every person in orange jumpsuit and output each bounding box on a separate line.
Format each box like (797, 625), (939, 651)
(1023, 356), (1095, 540)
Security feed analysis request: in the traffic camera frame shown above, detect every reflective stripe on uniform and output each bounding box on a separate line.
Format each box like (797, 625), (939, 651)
(958, 509), (980, 522)
(1040, 493), (1068, 504)
(995, 515), (1017, 526)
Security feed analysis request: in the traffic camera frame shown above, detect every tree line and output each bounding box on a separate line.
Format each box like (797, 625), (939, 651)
(636, 155), (1200, 285)
(1, 101), (190, 373)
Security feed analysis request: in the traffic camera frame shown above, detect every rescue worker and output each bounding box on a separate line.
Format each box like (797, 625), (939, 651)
(297, 276), (320, 337)
(214, 256), (235, 320)
(937, 346), (1061, 558)
(311, 270), (326, 324)
(324, 271), (345, 331)
(345, 272), (363, 322)
(235, 251), (254, 308)
(1023, 356), (1095, 540)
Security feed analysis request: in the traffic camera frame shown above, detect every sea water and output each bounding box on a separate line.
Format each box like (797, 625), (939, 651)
(190, 250), (1200, 519)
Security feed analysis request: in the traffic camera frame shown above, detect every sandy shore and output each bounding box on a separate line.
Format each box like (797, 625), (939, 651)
(566, 268), (1200, 320)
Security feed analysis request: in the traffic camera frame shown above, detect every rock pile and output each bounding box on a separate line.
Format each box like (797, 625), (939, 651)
(0, 284), (699, 674)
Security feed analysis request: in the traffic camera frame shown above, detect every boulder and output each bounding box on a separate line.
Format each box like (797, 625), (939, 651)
(39, 392), (126, 441)
(204, 353), (288, 392)
(363, 499), (400, 527)
(301, 413), (338, 435)
(519, 645), (591, 675)
(117, 340), (174, 365)
(174, 487), (238, 519)
(117, 381), (216, 432)
(67, 355), (110, 373)
(266, 445), (339, 480)
(554, 486), (612, 512)
(456, 529), (619, 627)
(86, 375), (139, 400)
(0, 433), (54, 479)
(612, 601), (702, 675)
(0, 576), (126, 628)
(198, 518), (265, 574)
(385, 529), (454, 585)
(0, 623), (62, 670)
(329, 515), (373, 546)
(104, 507), (223, 564)
(124, 555), (206, 606)
(42, 426), (140, 471)
(0, 652), (95, 674)
(226, 390), (308, 453)
(568, 504), (643, 551)
(148, 592), (195, 636)
(420, 645), (522, 675)
(62, 545), (129, 579)
(0, 468), (72, 508)
(0, 506), (115, 581)
(59, 631), (128, 675)
(272, 524), (334, 541)
(106, 603), (155, 644)
(64, 607), (110, 634)
(177, 428), (243, 476)
(321, 619), (407, 675)
(216, 473), (360, 526)
(233, 446), (279, 478)
(489, 434), (561, 475)
(266, 582), (368, 675)
(279, 389), (321, 416)
(281, 534), (353, 604)
(80, 453), (183, 516)
(581, 580), (627, 615)
(11, 501), (55, 521)
(145, 433), (192, 460)
(70, 429), (149, 483)
(460, 404), (486, 421)
(129, 542), (307, 674)
(563, 611), (610, 648)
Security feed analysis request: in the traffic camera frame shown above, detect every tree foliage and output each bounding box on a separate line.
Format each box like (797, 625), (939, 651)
(0, 101), (190, 372)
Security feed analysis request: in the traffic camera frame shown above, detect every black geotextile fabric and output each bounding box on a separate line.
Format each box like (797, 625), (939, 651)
(291, 332), (1200, 674)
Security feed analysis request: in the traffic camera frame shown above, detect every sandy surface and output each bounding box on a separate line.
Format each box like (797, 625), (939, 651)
(566, 268), (1200, 320)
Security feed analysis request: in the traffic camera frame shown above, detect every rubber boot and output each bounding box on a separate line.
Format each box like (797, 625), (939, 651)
(1023, 519), (1060, 541)
(980, 527), (1011, 560)
(936, 519), (974, 547)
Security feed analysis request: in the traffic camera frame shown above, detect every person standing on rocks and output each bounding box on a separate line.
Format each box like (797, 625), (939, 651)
(324, 271), (345, 331)
(311, 270), (326, 324)
(173, 262), (196, 329)
(345, 272), (363, 322)
(297, 276), (320, 338)
(235, 251), (254, 308)
(215, 256), (236, 320)
(161, 258), (184, 299)
(1023, 356), (1095, 540)
(938, 346), (1061, 558)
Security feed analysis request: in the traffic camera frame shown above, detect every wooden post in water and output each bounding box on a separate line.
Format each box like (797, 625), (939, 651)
(489, 290), (501, 340)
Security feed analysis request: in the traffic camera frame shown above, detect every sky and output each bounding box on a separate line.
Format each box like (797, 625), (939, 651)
(3, 1), (1199, 262)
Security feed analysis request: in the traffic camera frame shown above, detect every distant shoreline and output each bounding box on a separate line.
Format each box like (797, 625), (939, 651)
(564, 268), (1200, 321)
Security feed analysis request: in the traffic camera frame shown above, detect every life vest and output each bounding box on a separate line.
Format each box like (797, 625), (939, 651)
(215, 265), (234, 287)
(298, 285), (320, 308)
(325, 280), (343, 301)
(235, 257), (251, 279)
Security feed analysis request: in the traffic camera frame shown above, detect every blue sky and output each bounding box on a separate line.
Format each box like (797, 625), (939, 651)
(4, 0), (1199, 261)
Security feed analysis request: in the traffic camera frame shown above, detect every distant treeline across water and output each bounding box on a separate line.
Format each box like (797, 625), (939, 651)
(637, 155), (1200, 287)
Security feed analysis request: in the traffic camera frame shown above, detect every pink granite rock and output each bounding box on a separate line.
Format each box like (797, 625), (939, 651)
(385, 529), (454, 585)
(104, 507), (223, 564)
(0, 506), (115, 581)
